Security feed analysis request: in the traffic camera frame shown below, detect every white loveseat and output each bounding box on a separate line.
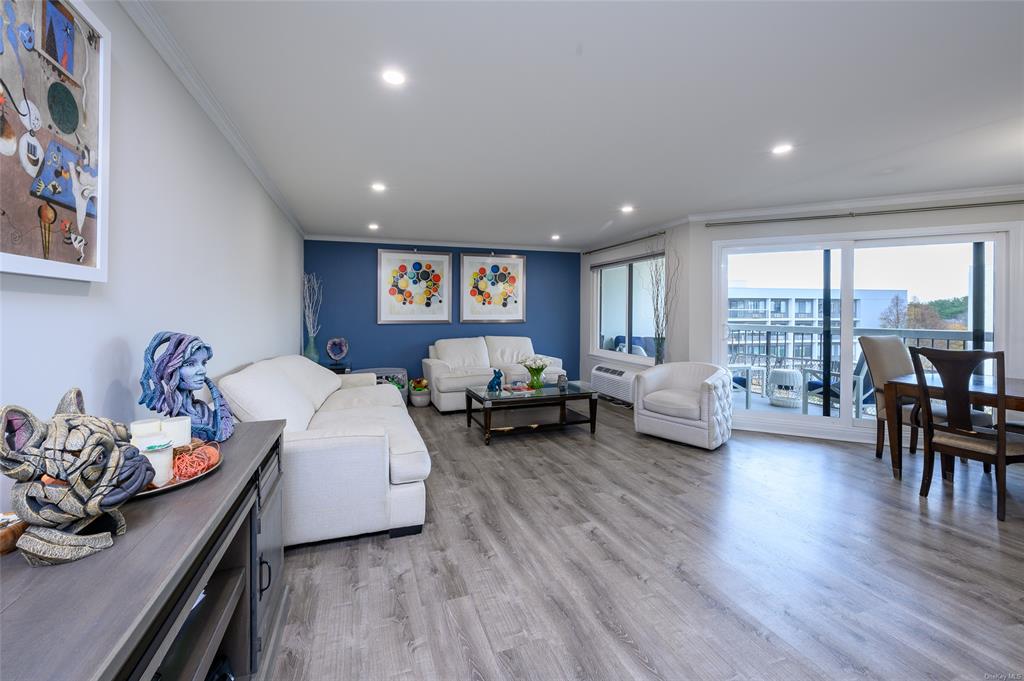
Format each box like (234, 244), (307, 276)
(217, 355), (431, 546)
(421, 336), (566, 412)
(634, 362), (733, 450)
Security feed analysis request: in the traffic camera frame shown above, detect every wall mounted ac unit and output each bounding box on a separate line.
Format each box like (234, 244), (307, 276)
(590, 365), (638, 404)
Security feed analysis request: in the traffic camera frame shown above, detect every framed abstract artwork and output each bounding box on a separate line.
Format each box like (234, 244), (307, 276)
(377, 249), (451, 324)
(0, 0), (111, 282)
(460, 253), (526, 323)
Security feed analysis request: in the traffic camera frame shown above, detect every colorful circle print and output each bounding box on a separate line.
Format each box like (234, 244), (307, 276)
(389, 261), (443, 307)
(468, 263), (519, 308)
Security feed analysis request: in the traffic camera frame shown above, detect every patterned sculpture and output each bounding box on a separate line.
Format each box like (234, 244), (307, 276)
(0, 389), (155, 566)
(487, 369), (503, 393)
(139, 331), (235, 442)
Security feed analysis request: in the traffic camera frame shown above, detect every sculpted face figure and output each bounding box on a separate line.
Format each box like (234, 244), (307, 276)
(179, 346), (210, 392)
(139, 331), (234, 442)
(0, 389), (155, 566)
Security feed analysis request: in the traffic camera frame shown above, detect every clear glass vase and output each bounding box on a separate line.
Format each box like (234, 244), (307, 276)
(526, 366), (545, 389)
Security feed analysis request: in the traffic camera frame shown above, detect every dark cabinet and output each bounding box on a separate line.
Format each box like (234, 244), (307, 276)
(251, 443), (286, 673)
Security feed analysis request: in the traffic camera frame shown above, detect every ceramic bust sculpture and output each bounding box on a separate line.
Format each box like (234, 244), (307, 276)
(0, 388), (155, 566)
(139, 331), (235, 442)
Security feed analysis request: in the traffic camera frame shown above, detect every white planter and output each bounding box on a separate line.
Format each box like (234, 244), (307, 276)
(410, 391), (431, 407)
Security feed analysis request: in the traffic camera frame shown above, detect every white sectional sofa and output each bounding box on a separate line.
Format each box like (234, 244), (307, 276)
(421, 336), (566, 412)
(217, 355), (431, 546)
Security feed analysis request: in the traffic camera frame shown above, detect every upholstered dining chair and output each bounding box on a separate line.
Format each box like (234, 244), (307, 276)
(910, 348), (1024, 521)
(859, 336), (992, 460)
(859, 336), (924, 458)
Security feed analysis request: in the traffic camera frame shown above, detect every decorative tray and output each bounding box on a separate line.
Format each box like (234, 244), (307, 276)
(134, 458), (222, 499)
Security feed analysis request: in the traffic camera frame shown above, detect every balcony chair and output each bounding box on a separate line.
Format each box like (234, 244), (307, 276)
(613, 335), (657, 357)
(910, 348), (1023, 521)
(859, 336), (992, 461)
(634, 362), (733, 450)
(801, 354), (870, 417)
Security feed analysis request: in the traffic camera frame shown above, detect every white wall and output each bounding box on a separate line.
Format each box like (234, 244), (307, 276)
(0, 2), (303, 507)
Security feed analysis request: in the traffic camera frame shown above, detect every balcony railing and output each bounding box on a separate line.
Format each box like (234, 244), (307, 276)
(728, 310), (767, 319)
(727, 324), (994, 414)
(727, 323), (993, 374)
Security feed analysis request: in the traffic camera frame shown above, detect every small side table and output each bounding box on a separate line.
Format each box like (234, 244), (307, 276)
(353, 367), (409, 403)
(768, 368), (803, 409)
(324, 362), (351, 374)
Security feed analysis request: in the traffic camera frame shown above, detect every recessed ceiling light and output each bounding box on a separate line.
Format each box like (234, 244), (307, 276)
(381, 68), (406, 87)
(551, 234), (561, 241)
(371, 182), (387, 192)
(620, 204), (635, 214)
(771, 143), (794, 155)
(368, 223), (379, 231)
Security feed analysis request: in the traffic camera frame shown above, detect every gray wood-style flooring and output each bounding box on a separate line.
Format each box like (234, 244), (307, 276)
(271, 402), (1024, 681)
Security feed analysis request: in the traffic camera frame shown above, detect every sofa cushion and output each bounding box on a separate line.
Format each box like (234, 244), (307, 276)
(484, 336), (535, 365)
(319, 384), (406, 410)
(266, 355), (342, 409)
(217, 362), (315, 432)
(435, 337), (490, 371)
(643, 389), (701, 420)
(435, 371), (495, 393)
(307, 407), (431, 484)
(497, 364), (566, 384)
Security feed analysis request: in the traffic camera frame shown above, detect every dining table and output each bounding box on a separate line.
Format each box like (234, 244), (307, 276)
(883, 372), (1024, 480)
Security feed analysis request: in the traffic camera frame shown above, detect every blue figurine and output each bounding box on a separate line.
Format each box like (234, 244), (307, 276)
(139, 331), (235, 442)
(486, 369), (503, 393)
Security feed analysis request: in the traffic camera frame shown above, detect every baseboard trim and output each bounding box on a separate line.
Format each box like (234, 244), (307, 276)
(732, 414), (914, 446)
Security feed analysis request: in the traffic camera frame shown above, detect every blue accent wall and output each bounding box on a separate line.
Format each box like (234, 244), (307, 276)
(304, 240), (581, 380)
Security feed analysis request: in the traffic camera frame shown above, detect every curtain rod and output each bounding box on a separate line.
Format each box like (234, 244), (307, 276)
(704, 199), (1024, 227)
(583, 231), (666, 256)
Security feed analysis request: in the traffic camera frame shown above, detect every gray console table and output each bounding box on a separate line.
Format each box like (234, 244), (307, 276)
(0, 420), (288, 681)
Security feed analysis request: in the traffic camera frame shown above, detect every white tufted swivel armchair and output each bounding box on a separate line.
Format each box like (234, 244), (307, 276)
(634, 362), (733, 450)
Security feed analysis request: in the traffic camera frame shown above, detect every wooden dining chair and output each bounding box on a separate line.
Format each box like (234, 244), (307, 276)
(910, 347), (1024, 521)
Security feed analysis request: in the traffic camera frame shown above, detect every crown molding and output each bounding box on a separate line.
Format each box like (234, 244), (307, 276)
(304, 233), (582, 253)
(120, 1), (305, 238)
(687, 184), (1024, 224)
(579, 216), (688, 254)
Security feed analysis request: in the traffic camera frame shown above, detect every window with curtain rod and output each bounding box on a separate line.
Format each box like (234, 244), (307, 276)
(594, 253), (666, 360)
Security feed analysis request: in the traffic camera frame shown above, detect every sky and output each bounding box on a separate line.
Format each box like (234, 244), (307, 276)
(728, 242), (995, 302)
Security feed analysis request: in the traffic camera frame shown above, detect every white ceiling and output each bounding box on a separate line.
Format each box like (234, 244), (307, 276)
(148, 1), (1024, 249)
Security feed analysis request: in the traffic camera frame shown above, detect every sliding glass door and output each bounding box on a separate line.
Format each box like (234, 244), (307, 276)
(718, 231), (1003, 431)
(850, 239), (996, 421)
(725, 246), (842, 420)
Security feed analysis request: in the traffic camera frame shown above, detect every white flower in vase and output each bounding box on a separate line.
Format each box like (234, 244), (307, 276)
(520, 355), (549, 371)
(520, 355), (549, 389)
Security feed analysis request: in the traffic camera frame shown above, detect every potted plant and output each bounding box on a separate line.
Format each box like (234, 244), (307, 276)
(521, 356), (549, 390)
(409, 377), (430, 407)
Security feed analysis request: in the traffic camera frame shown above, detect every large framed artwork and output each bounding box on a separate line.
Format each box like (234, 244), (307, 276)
(460, 253), (526, 323)
(377, 249), (452, 324)
(0, 0), (111, 282)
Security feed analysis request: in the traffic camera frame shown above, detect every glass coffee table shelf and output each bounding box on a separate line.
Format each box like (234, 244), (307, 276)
(465, 382), (599, 445)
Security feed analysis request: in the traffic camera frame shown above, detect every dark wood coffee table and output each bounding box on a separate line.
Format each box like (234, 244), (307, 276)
(465, 382), (598, 445)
